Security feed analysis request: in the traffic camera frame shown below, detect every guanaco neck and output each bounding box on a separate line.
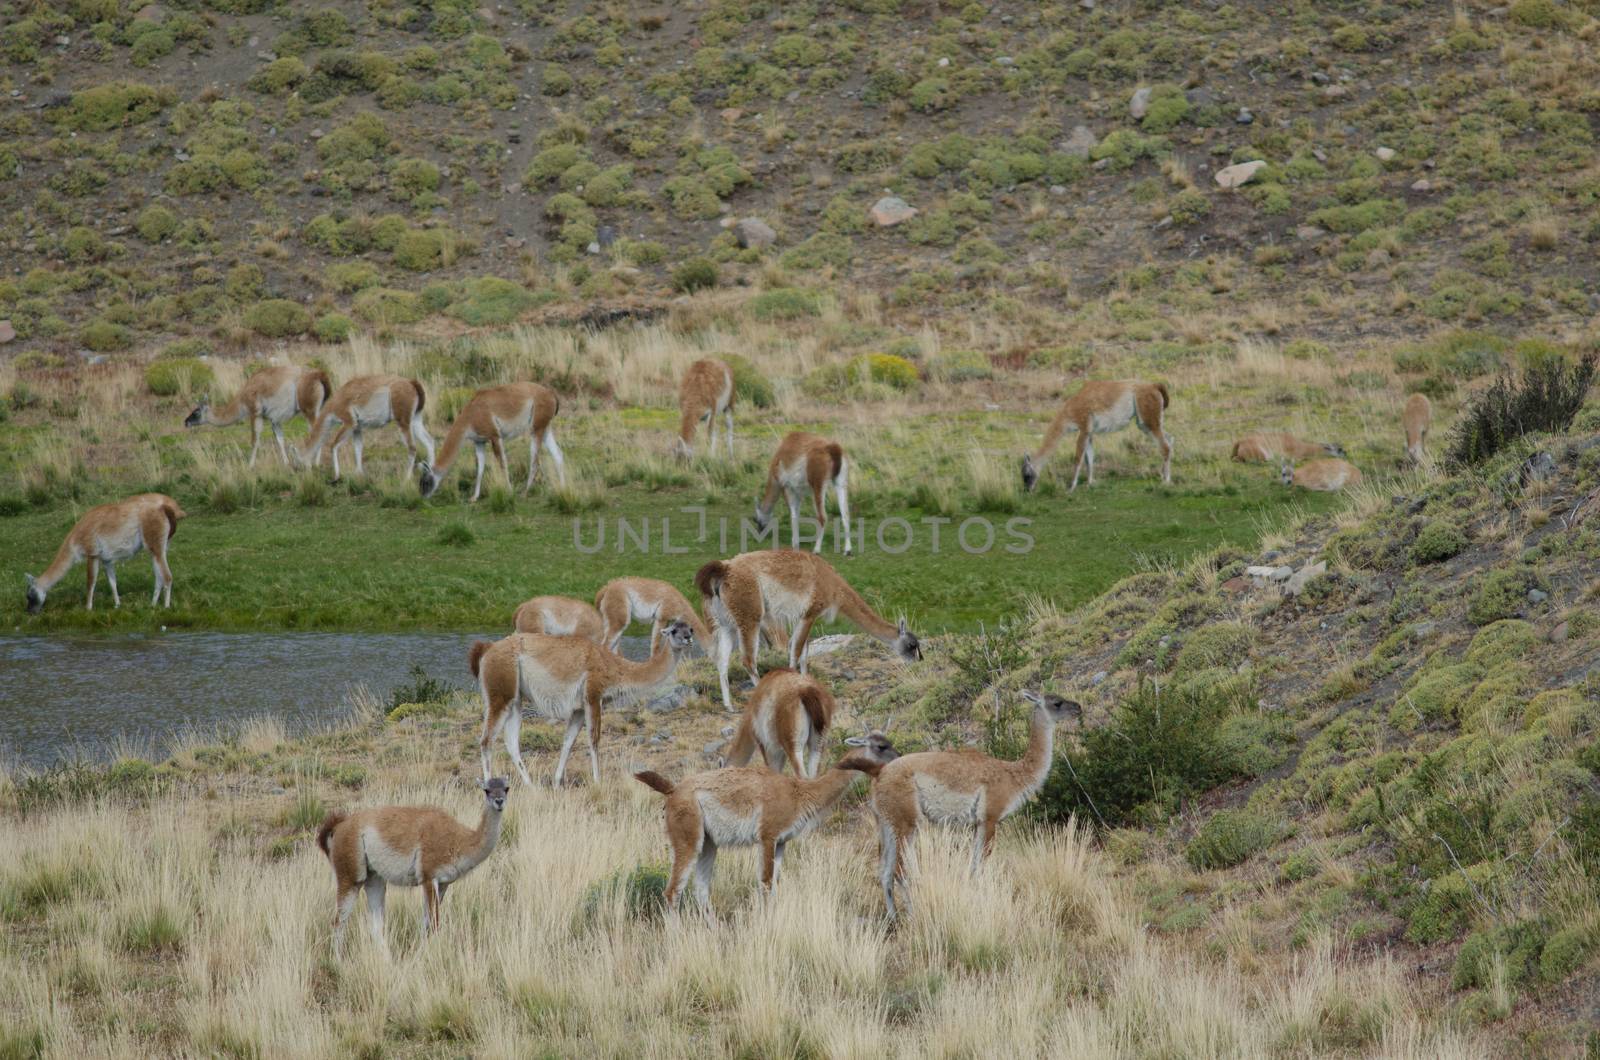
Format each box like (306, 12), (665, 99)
(1007, 708), (1059, 798)
(461, 801), (504, 869)
(791, 766), (867, 823)
(678, 403), (701, 446)
(202, 395), (250, 427)
(33, 532), (83, 592)
(830, 574), (900, 644)
(430, 410), (475, 475)
(607, 638), (678, 693)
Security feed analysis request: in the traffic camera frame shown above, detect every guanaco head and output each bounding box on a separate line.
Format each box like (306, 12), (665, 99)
(481, 776), (510, 811)
(417, 464), (441, 498)
(1020, 689), (1082, 727)
(1279, 461), (1295, 487)
(843, 729), (900, 766)
(24, 573), (44, 614)
(183, 396), (210, 428)
(663, 618), (696, 653)
(1322, 443), (1347, 458)
(753, 497), (773, 532)
(1020, 454), (1039, 492)
(894, 616), (922, 663)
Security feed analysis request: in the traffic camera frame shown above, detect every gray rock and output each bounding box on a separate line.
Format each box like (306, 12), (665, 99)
(1271, 565), (1294, 582)
(1215, 160), (1267, 189)
(1184, 87), (1216, 107)
(1235, 107), (1254, 124)
(596, 224), (618, 248)
(1410, 179), (1433, 192)
(1090, 671), (1108, 685)
(1523, 451), (1556, 483)
(1062, 124), (1098, 158)
(1375, 147), (1396, 162)
(1262, 550), (1282, 562)
(1284, 561), (1327, 596)
(1295, 225), (1325, 241)
(0, 320), (14, 344)
(734, 217), (776, 249)
(585, 241), (600, 255)
(720, 725), (735, 737)
(869, 196), (917, 227)
(1309, 71), (1331, 85)
(703, 739), (726, 755)
(644, 685), (689, 713)
(1528, 589), (1549, 604)
(1129, 86), (1152, 119)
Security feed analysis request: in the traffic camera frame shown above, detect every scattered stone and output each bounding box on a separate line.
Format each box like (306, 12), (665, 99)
(55, 35), (70, 46)
(1365, 247), (1392, 268)
(1312, 148), (1328, 162)
(1262, 550), (1282, 562)
(586, 241), (600, 254)
(1244, 565), (1279, 580)
(720, 725), (735, 738)
(785, 90), (799, 102)
(1309, 71), (1331, 85)
(135, 4), (164, 19)
(1221, 576), (1250, 593)
(1528, 588), (1549, 605)
(1522, 450), (1557, 483)
(1322, 84), (1348, 100)
(1092, 157), (1111, 170)
(734, 217), (776, 248)
(1049, 184), (1067, 195)
(1375, 146), (1396, 162)
(596, 224), (618, 248)
(0, 320), (15, 345)
(1295, 224), (1325, 241)
(1235, 107), (1254, 124)
(937, 57), (950, 68)
(1079, 0), (1095, 9)
(1214, 160), (1267, 189)
(719, 107), (742, 122)
(1129, 86), (1152, 119)
(83, 354), (106, 365)
(869, 195), (917, 227)
(1412, 621), (1437, 639)
(643, 684), (688, 713)
(1062, 123), (1098, 158)
(310, 128), (325, 139)
(1184, 87), (1216, 107)
(1284, 561), (1327, 597)
(1090, 671), (1108, 685)
(503, 235), (525, 249)
(1410, 179), (1433, 192)
(702, 739), (725, 757)
(804, 634), (854, 659)
(995, 56), (1014, 66)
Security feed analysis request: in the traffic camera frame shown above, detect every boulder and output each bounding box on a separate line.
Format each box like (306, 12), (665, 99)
(734, 217), (776, 248)
(1214, 160), (1267, 189)
(1410, 179), (1433, 192)
(1284, 561), (1327, 597)
(869, 196), (917, 227)
(0, 320), (14, 344)
(1062, 124), (1098, 158)
(1375, 146), (1396, 162)
(1129, 86), (1152, 119)
(1236, 107), (1254, 124)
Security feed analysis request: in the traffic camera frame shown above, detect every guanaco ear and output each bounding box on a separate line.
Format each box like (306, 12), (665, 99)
(1020, 689), (1043, 706)
(843, 735), (868, 747)
(897, 616), (909, 636)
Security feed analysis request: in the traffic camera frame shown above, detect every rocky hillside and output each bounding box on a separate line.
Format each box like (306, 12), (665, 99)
(4, 0), (1600, 356)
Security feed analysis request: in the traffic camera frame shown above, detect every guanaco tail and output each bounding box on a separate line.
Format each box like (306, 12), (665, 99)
(298, 374), (434, 480)
(675, 358), (735, 458)
(185, 364), (332, 467)
(695, 550), (921, 710)
(317, 778), (509, 958)
(725, 668), (839, 778)
(753, 431), (853, 555)
(418, 382), (566, 501)
(25, 493), (185, 613)
(1022, 379), (1172, 492)
(1230, 431), (1345, 464)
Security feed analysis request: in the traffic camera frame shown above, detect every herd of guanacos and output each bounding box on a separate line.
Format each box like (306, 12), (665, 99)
(20, 355), (1433, 949)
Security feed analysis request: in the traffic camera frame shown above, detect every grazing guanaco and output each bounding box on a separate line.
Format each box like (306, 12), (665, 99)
(1403, 393), (1432, 464)
(725, 668), (839, 777)
(25, 493), (185, 613)
(1281, 458), (1363, 492)
(317, 778), (509, 958)
(754, 431), (853, 555)
(868, 691), (1080, 920)
(1230, 431), (1345, 464)
(1021, 379), (1173, 492)
(417, 382), (566, 501)
(674, 358), (735, 458)
(298, 374), (434, 480)
(633, 732), (898, 915)
(184, 364), (332, 467)
(594, 576), (713, 654)
(469, 619), (696, 787)
(695, 550), (922, 710)
(513, 595), (607, 644)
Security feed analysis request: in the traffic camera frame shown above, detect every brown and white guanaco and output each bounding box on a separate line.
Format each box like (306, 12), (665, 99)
(1280, 458), (1363, 492)
(316, 778), (509, 958)
(633, 732), (897, 916)
(594, 576), (713, 654)
(25, 493), (185, 613)
(753, 431), (853, 555)
(1022, 379), (1173, 491)
(513, 595), (607, 644)
(298, 374), (434, 480)
(468, 619), (696, 787)
(725, 668), (839, 778)
(674, 358), (735, 459)
(1230, 431), (1345, 464)
(695, 550), (921, 710)
(418, 382), (565, 501)
(1403, 393), (1432, 464)
(185, 364), (331, 467)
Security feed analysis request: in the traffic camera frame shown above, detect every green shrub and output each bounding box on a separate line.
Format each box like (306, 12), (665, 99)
(1307, 199), (1404, 234)
(144, 358), (215, 397)
(662, 176), (722, 219)
(1186, 810), (1279, 870)
(1173, 622), (1254, 677)
(225, 264), (265, 301)
(1170, 188), (1210, 226)
(522, 144), (586, 187)
(80, 319), (131, 352)
(1466, 568), (1544, 627)
(1539, 926), (1591, 983)
(580, 864), (669, 924)
(1090, 129), (1167, 170)
(134, 205), (178, 243)
(541, 63), (573, 96)
(1446, 353), (1596, 468)
(446, 277), (538, 326)
(781, 232), (853, 270)
(243, 299), (311, 338)
(1411, 519), (1467, 564)
(1139, 85), (1190, 133)
(723, 353), (774, 409)
(1406, 864), (1503, 943)
(313, 313), (353, 342)
(353, 287), (426, 325)
(250, 56), (308, 93)
(56, 81), (172, 131)
(393, 229), (446, 270)
(749, 287), (823, 321)
(1509, 0), (1574, 29)
(671, 258), (718, 293)
(928, 349), (992, 383)
(862, 353), (918, 389)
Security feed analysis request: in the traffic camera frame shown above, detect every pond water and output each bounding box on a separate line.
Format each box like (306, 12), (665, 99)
(0, 631), (648, 769)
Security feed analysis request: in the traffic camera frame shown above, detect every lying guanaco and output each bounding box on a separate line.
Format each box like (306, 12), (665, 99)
(1230, 431), (1345, 464)
(513, 595), (607, 644)
(695, 551), (922, 710)
(298, 374), (434, 480)
(754, 431), (853, 555)
(317, 778), (509, 958)
(594, 576), (713, 654)
(185, 364), (331, 467)
(1022, 379), (1172, 491)
(725, 668), (839, 777)
(674, 358), (735, 458)
(418, 382), (566, 501)
(868, 691), (1080, 919)
(1403, 393), (1432, 464)
(469, 619), (696, 787)
(633, 732), (898, 915)
(25, 493), (185, 613)
(1281, 458), (1363, 492)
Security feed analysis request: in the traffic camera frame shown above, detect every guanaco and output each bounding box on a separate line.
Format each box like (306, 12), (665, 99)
(25, 493), (185, 613)
(594, 576), (713, 654)
(1230, 431), (1345, 464)
(1403, 393), (1432, 464)
(674, 358), (735, 459)
(185, 364), (332, 467)
(725, 668), (839, 778)
(1022, 379), (1172, 492)
(298, 374), (434, 480)
(1281, 458), (1363, 492)
(695, 550), (922, 710)
(754, 432), (853, 555)
(513, 595), (607, 644)
(417, 382), (566, 501)
(633, 732), (898, 915)
(468, 619), (696, 787)
(317, 777), (509, 958)
(868, 691), (1080, 919)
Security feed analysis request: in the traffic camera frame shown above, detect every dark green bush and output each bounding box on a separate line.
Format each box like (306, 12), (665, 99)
(671, 258), (718, 293)
(243, 299), (311, 338)
(722, 353), (774, 409)
(749, 288), (823, 321)
(580, 864), (669, 925)
(1186, 810), (1279, 870)
(1411, 520), (1467, 564)
(1445, 353), (1596, 468)
(144, 358), (215, 397)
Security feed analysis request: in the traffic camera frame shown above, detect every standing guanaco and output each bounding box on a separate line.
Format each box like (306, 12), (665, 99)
(695, 550), (922, 710)
(1403, 393), (1432, 464)
(417, 382), (566, 501)
(513, 595), (607, 644)
(674, 358), (735, 459)
(594, 576), (713, 654)
(1021, 379), (1173, 492)
(754, 432), (853, 555)
(317, 778), (509, 958)
(468, 619), (696, 787)
(184, 364), (332, 467)
(298, 374), (434, 480)
(633, 732), (898, 916)
(725, 668), (839, 777)
(1280, 458), (1363, 492)
(867, 691), (1080, 920)
(25, 494), (185, 613)
(1230, 432), (1345, 464)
